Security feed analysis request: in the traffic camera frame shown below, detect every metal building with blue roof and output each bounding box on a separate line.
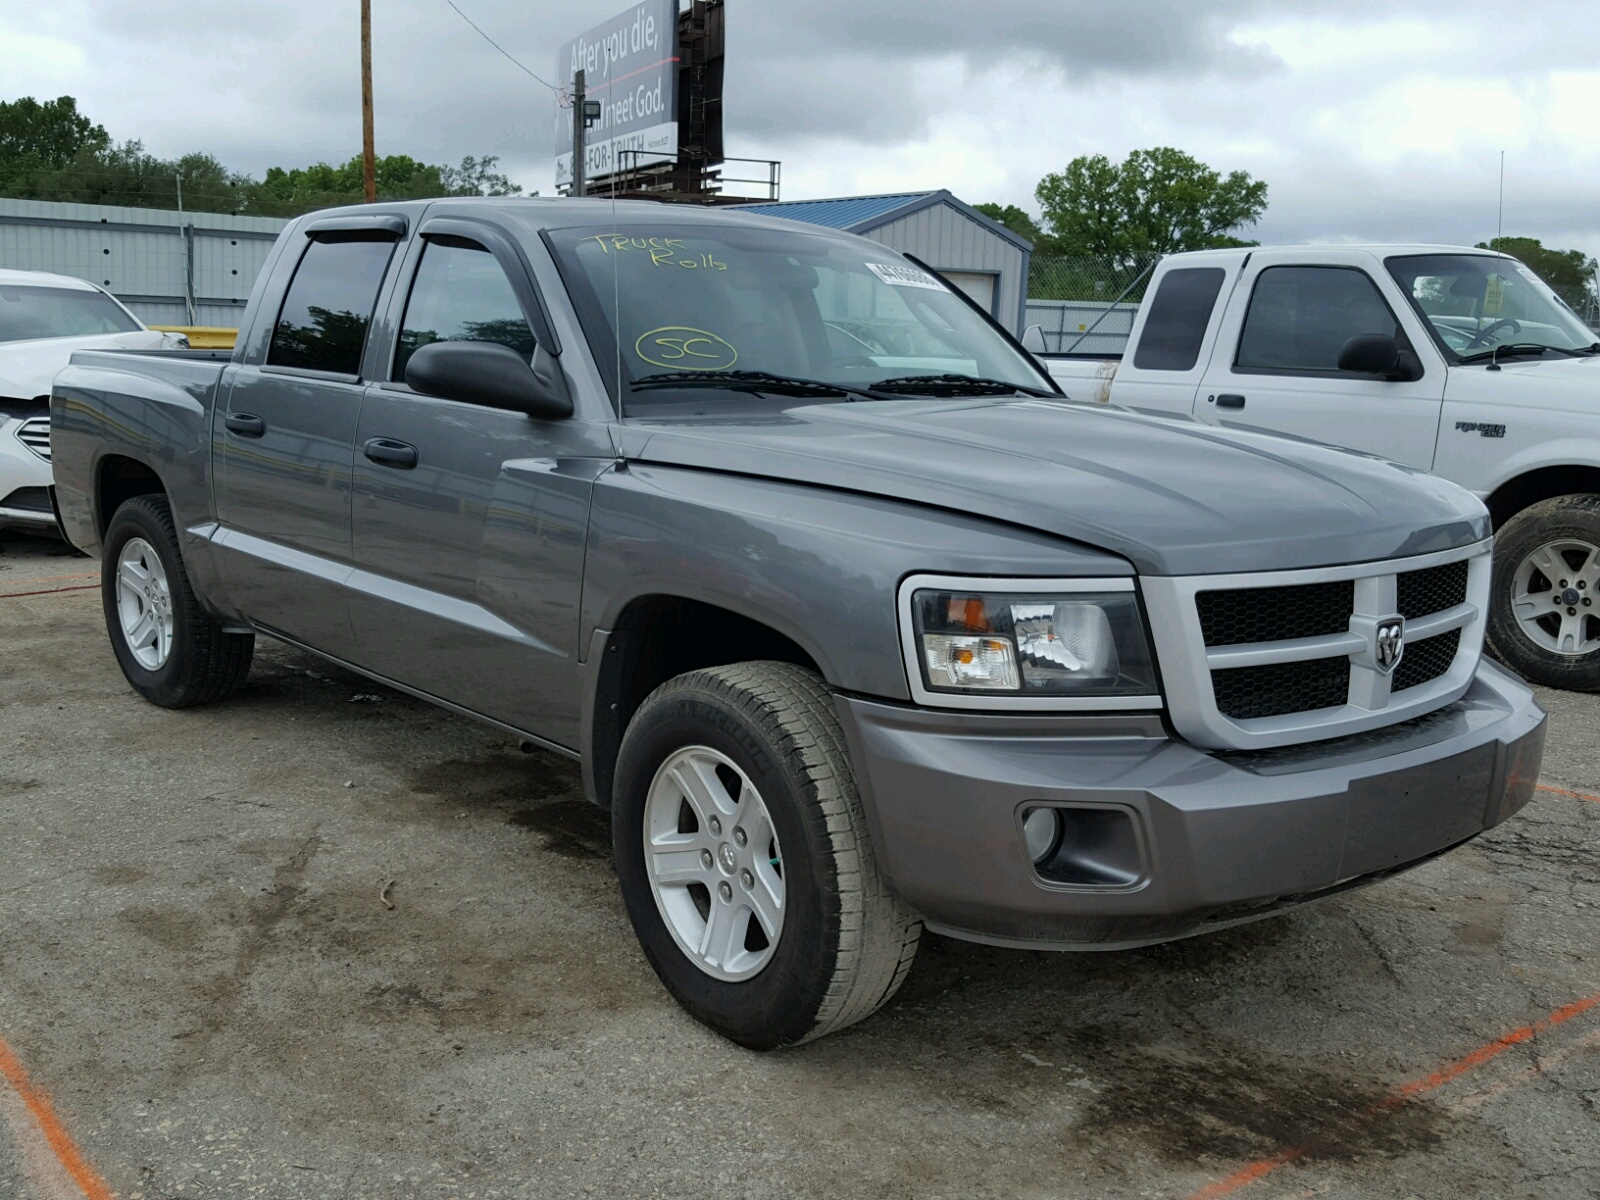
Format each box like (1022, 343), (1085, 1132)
(729, 190), (1033, 334)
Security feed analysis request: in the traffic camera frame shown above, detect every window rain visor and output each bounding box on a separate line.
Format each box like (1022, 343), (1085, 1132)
(546, 223), (1051, 413)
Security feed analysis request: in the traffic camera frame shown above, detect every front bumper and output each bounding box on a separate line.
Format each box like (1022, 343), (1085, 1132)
(835, 660), (1546, 949)
(0, 417), (55, 531)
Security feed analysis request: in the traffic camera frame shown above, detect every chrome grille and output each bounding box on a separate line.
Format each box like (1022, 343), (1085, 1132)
(1211, 657), (1350, 720)
(1197, 580), (1352, 646)
(1141, 541), (1492, 751)
(15, 417), (50, 462)
(1393, 627), (1461, 694)
(1397, 560), (1468, 621)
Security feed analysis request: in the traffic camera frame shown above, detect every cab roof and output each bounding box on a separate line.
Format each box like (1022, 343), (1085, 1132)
(291, 196), (869, 241)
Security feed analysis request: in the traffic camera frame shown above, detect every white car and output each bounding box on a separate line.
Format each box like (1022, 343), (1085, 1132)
(0, 269), (185, 533)
(1033, 244), (1600, 690)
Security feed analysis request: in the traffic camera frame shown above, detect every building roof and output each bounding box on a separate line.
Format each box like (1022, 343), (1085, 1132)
(728, 190), (1034, 252)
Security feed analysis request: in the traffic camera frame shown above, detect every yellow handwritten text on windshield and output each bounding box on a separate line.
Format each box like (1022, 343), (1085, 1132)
(635, 327), (739, 371)
(581, 235), (727, 271)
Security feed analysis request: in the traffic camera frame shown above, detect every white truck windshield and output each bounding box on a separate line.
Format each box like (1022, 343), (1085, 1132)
(1386, 254), (1599, 360)
(548, 223), (1049, 410)
(0, 284), (141, 344)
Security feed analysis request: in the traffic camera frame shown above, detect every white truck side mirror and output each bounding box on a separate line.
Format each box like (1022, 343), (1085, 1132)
(1021, 324), (1049, 354)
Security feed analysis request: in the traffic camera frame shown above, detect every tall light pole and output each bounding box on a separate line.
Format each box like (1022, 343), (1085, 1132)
(361, 0), (376, 203)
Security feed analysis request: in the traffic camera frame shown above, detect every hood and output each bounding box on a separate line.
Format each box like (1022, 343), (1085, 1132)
(0, 331), (169, 401)
(1445, 351), (1600, 413)
(617, 399), (1489, 576)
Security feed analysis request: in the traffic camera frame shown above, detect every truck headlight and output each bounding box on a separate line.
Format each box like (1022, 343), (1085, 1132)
(902, 578), (1159, 708)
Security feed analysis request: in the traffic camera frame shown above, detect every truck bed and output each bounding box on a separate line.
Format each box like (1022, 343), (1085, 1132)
(51, 348), (234, 557)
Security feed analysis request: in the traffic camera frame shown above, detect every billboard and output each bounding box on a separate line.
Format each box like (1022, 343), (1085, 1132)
(555, 0), (679, 191)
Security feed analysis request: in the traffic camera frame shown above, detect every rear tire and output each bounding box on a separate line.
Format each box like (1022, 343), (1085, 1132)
(102, 494), (253, 707)
(1487, 494), (1600, 691)
(613, 661), (921, 1049)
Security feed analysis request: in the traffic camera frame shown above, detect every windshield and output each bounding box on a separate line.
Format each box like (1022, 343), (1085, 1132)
(547, 222), (1050, 413)
(1385, 254), (1597, 359)
(0, 284), (141, 344)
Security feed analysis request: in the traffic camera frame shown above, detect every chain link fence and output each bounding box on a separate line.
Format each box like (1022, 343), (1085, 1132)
(1025, 254), (1160, 355)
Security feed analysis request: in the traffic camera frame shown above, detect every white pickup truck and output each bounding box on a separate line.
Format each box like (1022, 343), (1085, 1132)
(1031, 245), (1600, 691)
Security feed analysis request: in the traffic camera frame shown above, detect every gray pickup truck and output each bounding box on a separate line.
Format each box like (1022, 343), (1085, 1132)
(51, 198), (1546, 1049)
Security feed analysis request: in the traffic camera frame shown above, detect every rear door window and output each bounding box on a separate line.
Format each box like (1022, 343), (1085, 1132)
(268, 237), (395, 375)
(1236, 266), (1401, 374)
(1132, 267), (1225, 371)
(392, 239), (537, 381)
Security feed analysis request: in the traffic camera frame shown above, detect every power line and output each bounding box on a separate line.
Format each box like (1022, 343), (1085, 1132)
(441, 0), (560, 93)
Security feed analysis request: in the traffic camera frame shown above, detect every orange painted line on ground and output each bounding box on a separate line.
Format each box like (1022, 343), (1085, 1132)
(0, 584), (98, 600)
(1538, 783), (1600, 804)
(0, 1035), (114, 1200)
(1188, 988), (1600, 1200)
(1446, 1026), (1600, 1116)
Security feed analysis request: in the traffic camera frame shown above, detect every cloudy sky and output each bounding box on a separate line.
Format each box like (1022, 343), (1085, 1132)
(4, 0), (1598, 258)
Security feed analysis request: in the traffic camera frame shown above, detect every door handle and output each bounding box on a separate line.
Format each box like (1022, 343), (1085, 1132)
(225, 412), (266, 437)
(363, 437), (418, 469)
(1214, 393), (1246, 409)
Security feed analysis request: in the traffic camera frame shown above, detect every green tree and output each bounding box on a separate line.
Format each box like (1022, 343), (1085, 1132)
(1035, 147), (1268, 268)
(244, 153), (525, 216)
(441, 155), (523, 198)
(1475, 236), (1597, 311)
(974, 202), (1047, 249)
(1, 93), (528, 216)
(11, 140), (249, 210)
(0, 95), (109, 188)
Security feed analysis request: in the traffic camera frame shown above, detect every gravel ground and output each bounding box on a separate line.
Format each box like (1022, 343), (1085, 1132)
(1, 528), (1597, 1200)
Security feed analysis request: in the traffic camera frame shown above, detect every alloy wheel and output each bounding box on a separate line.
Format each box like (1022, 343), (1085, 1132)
(642, 745), (785, 982)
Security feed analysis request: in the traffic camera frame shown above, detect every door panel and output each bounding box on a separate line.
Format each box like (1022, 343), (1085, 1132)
(345, 232), (610, 748)
(215, 234), (397, 651)
(347, 393), (605, 746)
(1192, 258), (1446, 469)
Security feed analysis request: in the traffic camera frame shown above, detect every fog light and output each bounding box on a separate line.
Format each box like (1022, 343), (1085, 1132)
(1021, 807), (1062, 864)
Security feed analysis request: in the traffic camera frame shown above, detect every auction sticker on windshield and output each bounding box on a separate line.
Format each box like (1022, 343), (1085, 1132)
(865, 262), (947, 291)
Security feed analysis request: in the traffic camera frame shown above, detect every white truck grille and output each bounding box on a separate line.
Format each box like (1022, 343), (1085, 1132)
(14, 417), (50, 462)
(1141, 540), (1491, 751)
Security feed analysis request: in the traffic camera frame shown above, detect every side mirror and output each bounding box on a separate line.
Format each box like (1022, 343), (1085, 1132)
(405, 340), (573, 420)
(1337, 334), (1403, 378)
(1020, 324), (1049, 354)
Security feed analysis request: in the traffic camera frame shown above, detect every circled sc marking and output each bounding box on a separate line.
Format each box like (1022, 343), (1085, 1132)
(635, 327), (739, 372)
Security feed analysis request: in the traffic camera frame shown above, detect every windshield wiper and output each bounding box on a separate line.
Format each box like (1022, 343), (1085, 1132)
(1455, 343), (1591, 364)
(869, 373), (1055, 397)
(629, 370), (889, 401)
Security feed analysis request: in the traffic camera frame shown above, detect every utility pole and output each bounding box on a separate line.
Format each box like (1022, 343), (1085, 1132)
(570, 68), (587, 198)
(361, 0), (375, 203)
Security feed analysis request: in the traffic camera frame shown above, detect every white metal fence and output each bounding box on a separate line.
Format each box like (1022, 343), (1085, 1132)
(1023, 299), (1141, 356)
(0, 198), (287, 328)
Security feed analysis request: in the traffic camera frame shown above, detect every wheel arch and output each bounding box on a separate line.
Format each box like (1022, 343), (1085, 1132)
(95, 453), (169, 541)
(583, 593), (825, 811)
(1485, 463), (1600, 530)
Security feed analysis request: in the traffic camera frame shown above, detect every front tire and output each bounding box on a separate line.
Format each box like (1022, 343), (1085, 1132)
(102, 494), (254, 707)
(613, 661), (921, 1049)
(1488, 494), (1600, 691)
